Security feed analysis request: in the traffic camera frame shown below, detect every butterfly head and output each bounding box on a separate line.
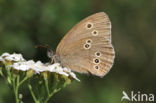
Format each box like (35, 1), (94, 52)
(47, 50), (61, 64)
(35, 44), (61, 64)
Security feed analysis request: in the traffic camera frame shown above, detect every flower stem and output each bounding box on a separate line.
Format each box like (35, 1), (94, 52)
(0, 67), (4, 77)
(12, 77), (19, 103)
(28, 84), (39, 103)
(45, 79), (50, 95)
(18, 76), (28, 87)
(44, 88), (61, 103)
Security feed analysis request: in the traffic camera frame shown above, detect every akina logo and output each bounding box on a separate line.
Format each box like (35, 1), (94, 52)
(121, 91), (155, 102)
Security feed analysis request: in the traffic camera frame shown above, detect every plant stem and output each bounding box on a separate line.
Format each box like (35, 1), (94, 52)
(13, 77), (19, 103)
(0, 67), (4, 77)
(28, 84), (39, 103)
(45, 79), (50, 95)
(18, 76), (28, 87)
(44, 88), (61, 103)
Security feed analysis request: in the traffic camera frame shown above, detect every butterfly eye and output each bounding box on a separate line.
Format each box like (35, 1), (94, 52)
(86, 22), (93, 29)
(95, 52), (101, 57)
(84, 43), (91, 49)
(94, 65), (99, 69)
(92, 30), (98, 36)
(86, 39), (92, 43)
(93, 58), (100, 64)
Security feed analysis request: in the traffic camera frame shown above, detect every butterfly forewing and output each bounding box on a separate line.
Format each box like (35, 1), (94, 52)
(56, 12), (115, 77)
(56, 12), (111, 54)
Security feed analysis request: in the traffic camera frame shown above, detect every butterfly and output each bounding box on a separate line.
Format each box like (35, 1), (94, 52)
(49, 12), (115, 77)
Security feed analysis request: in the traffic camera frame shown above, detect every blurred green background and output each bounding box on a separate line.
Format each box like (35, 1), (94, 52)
(0, 0), (156, 103)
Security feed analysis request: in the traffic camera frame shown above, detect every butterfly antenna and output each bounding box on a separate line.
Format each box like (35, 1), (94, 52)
(35, 44), (49, 49)
(35, 44), (52, 52)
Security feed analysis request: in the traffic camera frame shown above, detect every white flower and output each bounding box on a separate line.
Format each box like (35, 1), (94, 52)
(11, 60), (35, 71)
(0, 56), (3, 61)
(0, 53), (80, 81)
(5, 53), (25, 61)
(1, 52), (10, 57)
(69, 72), (80, 81)
(32, 61), (49, 73)
(0, 52), (10, 61)
(62, 67), (80, 81)
(48, 63), (69, 76)
(0, 52), (25, 62)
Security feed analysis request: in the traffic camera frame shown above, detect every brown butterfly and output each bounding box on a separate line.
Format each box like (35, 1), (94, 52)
(49, 12), (115, 77)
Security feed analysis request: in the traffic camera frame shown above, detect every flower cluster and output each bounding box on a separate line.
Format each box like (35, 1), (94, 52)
(0, 52), (79, 103)
(0, 52), (79, 81)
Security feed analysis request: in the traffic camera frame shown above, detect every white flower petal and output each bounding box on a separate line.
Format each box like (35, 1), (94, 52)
(12, 62), (29, 71)
(33, 61), (49, 73)
(0, 56), (3, 61)
(1, 52), (10, 57)
(11, 60), (35, 71)
(48, 63), (69, 76)
(69, 72), (80, 81)
(0, 53), (25, 62)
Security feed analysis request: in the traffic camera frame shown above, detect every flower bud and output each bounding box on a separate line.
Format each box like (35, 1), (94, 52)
(26, 70), (34, 78)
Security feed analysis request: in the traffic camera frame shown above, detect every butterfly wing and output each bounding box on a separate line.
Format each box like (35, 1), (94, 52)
(56, 12), (115, 77)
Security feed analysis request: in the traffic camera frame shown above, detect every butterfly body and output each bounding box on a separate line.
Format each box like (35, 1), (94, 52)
(52, 12), (115, 77)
